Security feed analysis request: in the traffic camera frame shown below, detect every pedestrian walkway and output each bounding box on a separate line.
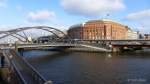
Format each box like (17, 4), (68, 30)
(2, 49), (51, 84)
(81, 44), (111, 52)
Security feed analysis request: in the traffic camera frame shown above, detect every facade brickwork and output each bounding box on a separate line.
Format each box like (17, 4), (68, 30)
(68, 20), (128, 40)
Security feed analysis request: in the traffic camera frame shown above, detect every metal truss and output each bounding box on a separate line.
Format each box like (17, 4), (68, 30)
(0, 26), (67, 42)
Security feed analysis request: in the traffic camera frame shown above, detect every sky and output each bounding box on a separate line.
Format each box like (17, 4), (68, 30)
(0, 0), (150, 34)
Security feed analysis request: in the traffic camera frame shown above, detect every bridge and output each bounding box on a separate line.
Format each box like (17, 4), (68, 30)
(72, 39), (150, 52)
(0, 26), (88, 84)
(0, 26), (68, 43)
(0, 43), (80, 49)
(0, 26), (150, 84)
(0, 26), (68, 84)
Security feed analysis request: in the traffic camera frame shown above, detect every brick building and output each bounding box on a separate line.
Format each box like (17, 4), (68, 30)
(68, 24), (83, 39)
(68, 19), (129, 40)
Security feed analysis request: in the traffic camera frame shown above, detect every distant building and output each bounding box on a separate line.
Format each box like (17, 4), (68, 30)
(68, 19), (129, 40)
(37, 35), (59, 43)
(144, 34), (150, 39)
(139, 34), (144, 39)
(126, 29), (138, 39)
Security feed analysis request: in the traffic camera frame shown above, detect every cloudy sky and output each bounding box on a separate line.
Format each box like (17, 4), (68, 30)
(0, 0), (150, 33)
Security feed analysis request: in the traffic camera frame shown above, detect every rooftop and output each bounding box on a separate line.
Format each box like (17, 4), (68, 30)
(86, 19), (127, 27)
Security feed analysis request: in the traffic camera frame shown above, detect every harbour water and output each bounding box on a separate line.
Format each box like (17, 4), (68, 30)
(23, 50), (150, 84)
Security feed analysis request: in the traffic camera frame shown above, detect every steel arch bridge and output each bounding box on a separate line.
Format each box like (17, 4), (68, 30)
(0, 26), (68, 43)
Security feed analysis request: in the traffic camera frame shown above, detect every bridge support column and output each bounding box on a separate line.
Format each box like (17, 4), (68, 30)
(112, 47), (120, 52)
(15, 42), (18, 52)
(18, 48), (24, 56)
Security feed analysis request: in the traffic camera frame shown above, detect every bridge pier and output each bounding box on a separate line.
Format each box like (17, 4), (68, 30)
(15, 42), (18, 52)
(18, 48), (24, 56)
(112, 47), (121, 52)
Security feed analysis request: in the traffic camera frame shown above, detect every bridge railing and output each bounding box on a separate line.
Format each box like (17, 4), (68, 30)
(11, 60), (27, 84)
(2, 49), (27, 84)
(79, 41), (110, 50)
(4, 49), (52, 84)
(10, 49), (50, 84)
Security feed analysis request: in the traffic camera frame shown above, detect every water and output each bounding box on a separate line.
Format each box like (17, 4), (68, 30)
(23, 50), (150, 84)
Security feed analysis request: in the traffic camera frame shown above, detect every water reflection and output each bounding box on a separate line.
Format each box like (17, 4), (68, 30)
(23, 50), (150, 84)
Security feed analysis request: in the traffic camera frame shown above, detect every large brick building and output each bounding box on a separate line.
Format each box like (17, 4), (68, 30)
(68, 19), (129, 40)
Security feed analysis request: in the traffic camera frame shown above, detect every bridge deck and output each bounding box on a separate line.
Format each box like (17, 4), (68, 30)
(112, 44), (150, 47)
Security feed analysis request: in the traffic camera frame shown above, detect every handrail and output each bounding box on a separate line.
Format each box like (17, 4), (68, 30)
(2, 50), (27, 84)
(10, 49), (51, 84)
(11, 60), (28, 84)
